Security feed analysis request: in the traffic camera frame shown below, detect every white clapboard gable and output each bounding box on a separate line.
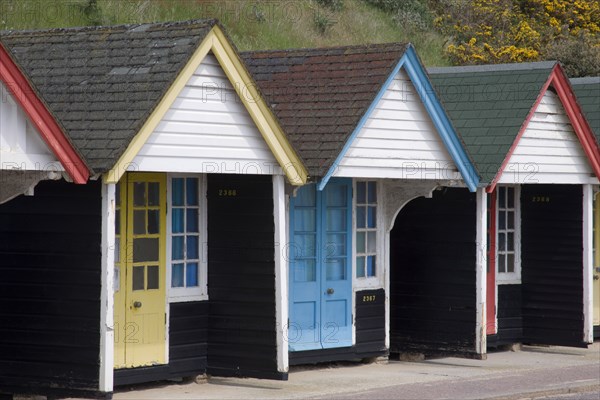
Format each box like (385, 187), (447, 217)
(133, 53), (280, 175)
(333, 68), (460, 180)
(499, 90), (594, 185)
(0, 82), (59, 171)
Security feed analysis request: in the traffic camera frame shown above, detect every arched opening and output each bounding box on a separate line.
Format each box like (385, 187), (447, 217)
(389, 187), (481, 358)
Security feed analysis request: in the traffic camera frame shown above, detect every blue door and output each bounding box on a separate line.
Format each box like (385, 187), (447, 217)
(289, 179), (353, 351)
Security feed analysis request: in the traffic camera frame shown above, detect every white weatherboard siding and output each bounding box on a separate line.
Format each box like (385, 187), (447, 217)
(499, 90), (595, 185)
(0, 82), (60, 171)
(133, 53), (280, 175)
(334, 68), (461, 181)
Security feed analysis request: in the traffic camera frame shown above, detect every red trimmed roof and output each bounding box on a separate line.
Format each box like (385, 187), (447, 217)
(0, 42), (89, 184)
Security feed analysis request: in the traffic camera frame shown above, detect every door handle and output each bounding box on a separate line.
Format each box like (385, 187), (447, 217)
(326, 288), (334, 295)
(133, 301), (142, 308)
(594, 275), (599, 281)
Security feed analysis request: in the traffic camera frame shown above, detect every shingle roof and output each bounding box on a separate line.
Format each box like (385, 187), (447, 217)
(428, 62), (555, 183)
(570, 77), (600, 143)
(0, 19), (217, 173)
(241, 43), (409, 178)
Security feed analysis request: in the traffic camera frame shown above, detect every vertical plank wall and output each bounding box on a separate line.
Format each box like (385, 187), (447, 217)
(0, 180), (102, 398)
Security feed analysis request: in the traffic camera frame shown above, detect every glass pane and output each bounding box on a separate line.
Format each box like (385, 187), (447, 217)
(356, 182), (366, 204)
(115, 183), (121, 207)
(507, 187), (515, 208)
(356, 206), (366, 229)
(356, 232), (366, 254)
(507, 232), (514, 251)
(172, 263), (184, 288)
(356, 256), (365, 278)
(326, 259), (345, 281)
(367, 181), (377, 204)
(186, 178), (199, 206)
(172, 236), (184, 260)
(295, 259), (316, 282)
(147, 210), (159, 234)
(507, 211), (514, 229)
(114, 266), (120, 292)
(498, 233), (506, 252)
(172, 178), (184, 206)
(326, 185), (346, 207)
(186, 262), (199, 287)
(147, 265), (159, 289)
(294, 209), (316, 232)
(172, 209), (184, 233)
(367, 231), (377, 253)
(295, 234), (316, 257)
(115, 238), (121, 263)
(133, 238), (159, 262)
(133, 210), (146, 235)
(498, 187), (506, 208)
(295, 185), (316, 207)
(367, 255), (376, 277)
(498, 254), (506, 273)
(132, 266), (145, 291)
(148, 182), (160, 206)
(499, 211), (506, 230)
(507, 254), (515, 273)
(187, 236), (199, 259)
(367, 206), (377, 228)
(115, 210), (121, 235)
(326, 209), (346, 231)
(186, 208), (199, 233)
(134, 182), (146, 206)
(326, 234), (346, 257)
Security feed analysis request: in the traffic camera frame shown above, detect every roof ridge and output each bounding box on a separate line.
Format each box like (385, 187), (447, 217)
(241, 41), (410, 55)
(0, 18), (217, 37)
(428, 61), (557, 74)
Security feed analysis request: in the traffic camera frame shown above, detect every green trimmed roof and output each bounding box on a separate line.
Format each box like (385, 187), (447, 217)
(570, 77), (600, 144)
(428, 62), (555, 184)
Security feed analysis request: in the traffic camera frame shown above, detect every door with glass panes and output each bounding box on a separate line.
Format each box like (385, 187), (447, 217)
(289, 179), (353, 351)
(114, 173), (167, 368)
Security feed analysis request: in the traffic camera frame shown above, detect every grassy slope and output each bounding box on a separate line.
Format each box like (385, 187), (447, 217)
(0, 0), (449, 66)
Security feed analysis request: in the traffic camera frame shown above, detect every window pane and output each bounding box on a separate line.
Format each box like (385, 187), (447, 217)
(172, 209), (184, 233)
(356, 256), (365, 278)
(172, 264), (184, 287)
(367, 182), (377, 204)
(133, 210), (146, 234)
(326, 234), (346, 257)
(134, 182), (146, 206)
(367, 231), (377, 253)
(187, 236), (199, 259)
(115, 183), (121, 207)
(172, 178), (184, 206)
(294, 209), (316, 232)
(147, 210), (159, 234)
(295, 259), (316, 282)
(499, 187), (506, 208)
(326, 209), (346, 231)
(498, 233), (506, 252)
(115, 211), (121, 235)
(507, 187), (515, 208)
(326, 185), (346, 207)
(186, 178), (198, 206)
(295, 185), (316, 207)
(186, 263), (199, 287)
(172, 236), (184, 260)
(499, 211), (506, 230)
(326, 258), (345, 281)
(356, 182), (366, 204)
(367, 206), (377, 228)
(147, 265), (159, 289)
(148, 182), (160, 206)
(498, 254), (506, 273)
(295, 234), (316, 258)
(367, 255), (376, 277)
(507, 232), (514, 251)
(356, 206), (366, 229)
(186, 208), (199, 233)
(115, 238), (121, 263)
(114, 266), (120, 292)
(132, 266), (145, 291)
(133, 238), (159, 263)
(356, 232), (366, 253)
(507, 211), (514, 229)
(507, 254), (515, 273)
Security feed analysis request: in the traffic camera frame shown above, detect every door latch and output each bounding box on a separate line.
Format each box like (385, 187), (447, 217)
(133, 301), (142, 308)
(326, 288), (334, 295)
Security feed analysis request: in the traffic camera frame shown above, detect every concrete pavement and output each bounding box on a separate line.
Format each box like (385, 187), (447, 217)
(111, 343), (600, 400)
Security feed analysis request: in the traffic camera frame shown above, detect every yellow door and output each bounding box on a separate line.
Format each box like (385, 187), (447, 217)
(593, 192), (599, 327)
(114, 172), (167, 368)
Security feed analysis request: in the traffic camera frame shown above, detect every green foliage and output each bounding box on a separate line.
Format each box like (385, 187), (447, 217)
(363, 0), (432, 29)
(544, 32), (600, 77)
(316, 0), (345, 12)
(314, 12), (335, 34)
